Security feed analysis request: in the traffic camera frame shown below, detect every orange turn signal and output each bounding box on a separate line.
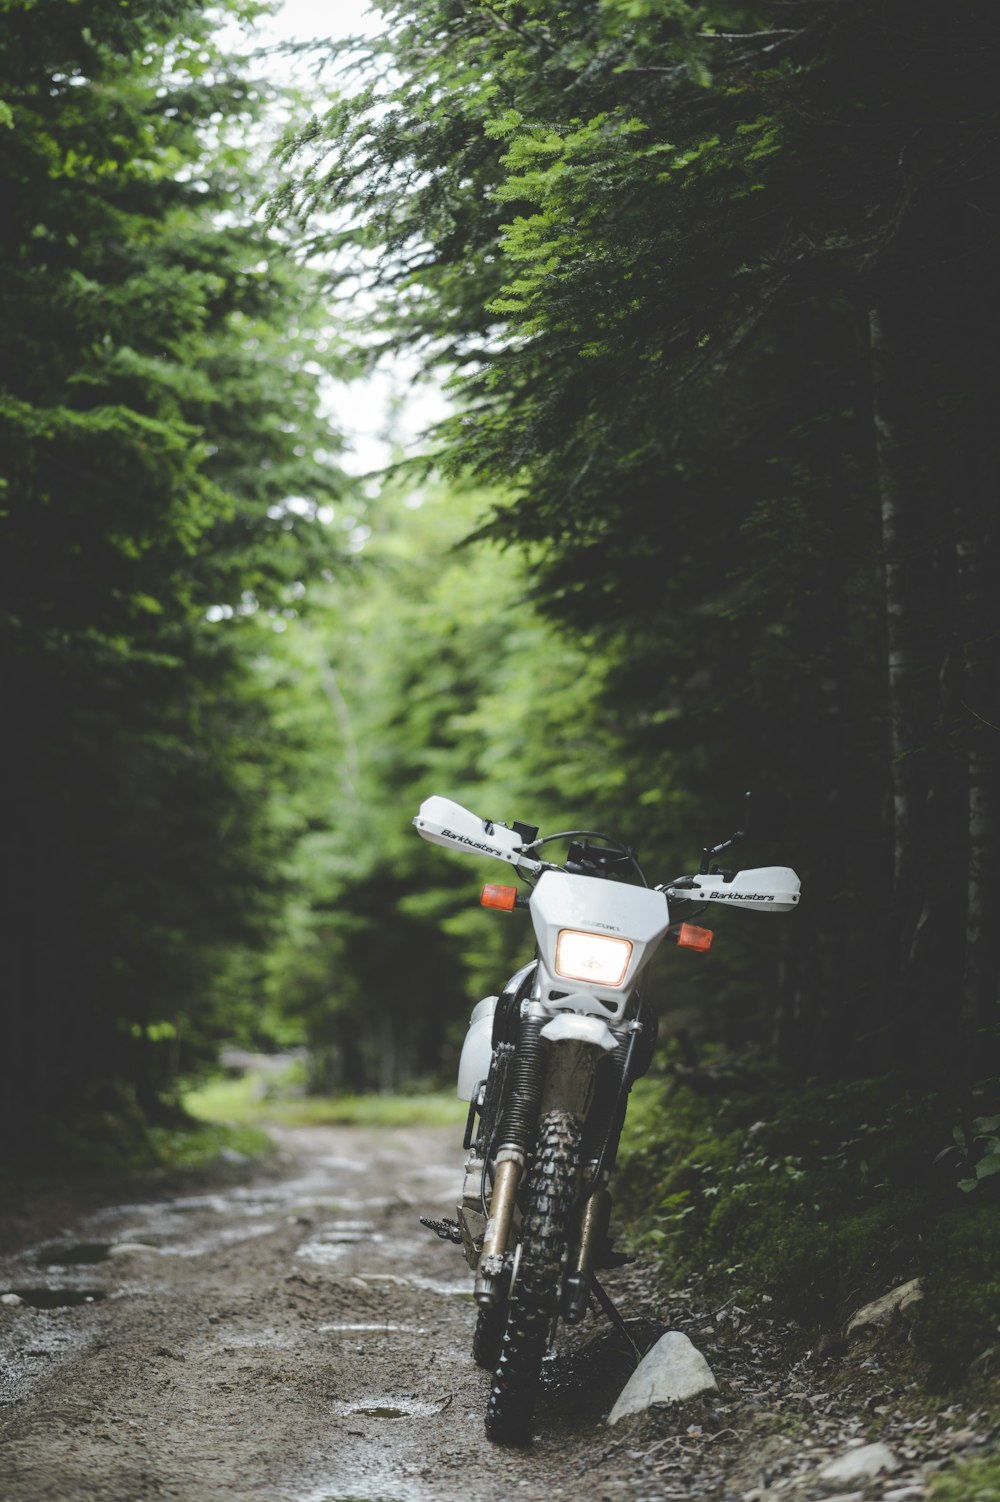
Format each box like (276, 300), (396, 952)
(677, 923), (714, 952)
(481, 884), (518, 911)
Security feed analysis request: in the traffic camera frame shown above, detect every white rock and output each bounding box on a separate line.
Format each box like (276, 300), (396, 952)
(1, 1292), (24, 1306)
(607, 1330), (717, 1424)
(846, 1279), (923, 1336)
(107, 1242), (160, 1256)
(817, 1442), (901, 1489)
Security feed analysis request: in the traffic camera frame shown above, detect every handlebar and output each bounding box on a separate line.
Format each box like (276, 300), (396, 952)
(413, 796), (801, 912)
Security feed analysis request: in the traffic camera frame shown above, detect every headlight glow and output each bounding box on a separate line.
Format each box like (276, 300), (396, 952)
(554, 929), (633, 988)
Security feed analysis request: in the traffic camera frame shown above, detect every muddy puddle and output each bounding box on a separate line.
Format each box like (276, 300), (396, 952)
(5, 1287), (108, 1309)
(36, 1240), (114, 1266)
(295, 1221), (382, 1266)
(330, 1396), (442, 1419)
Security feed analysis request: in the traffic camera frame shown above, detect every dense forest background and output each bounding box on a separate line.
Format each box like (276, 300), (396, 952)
(1, 0), (998, 1151)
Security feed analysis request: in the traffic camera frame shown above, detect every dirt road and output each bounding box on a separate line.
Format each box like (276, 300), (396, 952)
(0, 1123), (986, 1501)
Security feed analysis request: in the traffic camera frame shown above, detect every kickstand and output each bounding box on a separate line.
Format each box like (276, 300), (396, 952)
(591, 1274), (644, 1365)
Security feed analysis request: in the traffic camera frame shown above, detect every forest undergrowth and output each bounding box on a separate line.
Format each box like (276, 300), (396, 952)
(616, 1055), (1000, 1496)
(618, 1056), (1000, 1381)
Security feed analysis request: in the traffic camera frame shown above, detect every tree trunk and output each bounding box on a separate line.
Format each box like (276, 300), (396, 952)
(955, 444), (1000, 1068)
(868, 300), (944, 1059)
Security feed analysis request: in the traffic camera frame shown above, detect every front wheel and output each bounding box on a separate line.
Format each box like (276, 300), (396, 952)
(472, 1299), (507, 1370)
(485, 1108), (581, 1445)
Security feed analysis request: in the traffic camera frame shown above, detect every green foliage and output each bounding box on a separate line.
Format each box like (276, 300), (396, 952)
(929, 1451), (1000, 1502)
(618, 1067), (1000, 1380)
(253, 478), (625, 1090)
(0, 1073), (270, 1180)
(0, 0), (349, 1144)
(919, 1207), (1000, 1385)
(951, 1113), (1000, 1195)
(6, 0), (998, 1163)
(275, 0), (1000, 1075)
(144, 1120), (272, 1171)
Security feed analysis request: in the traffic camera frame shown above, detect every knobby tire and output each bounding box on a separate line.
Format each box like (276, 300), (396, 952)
(472, 1300), (507, 1370)
(484, 1108), (581, 1445)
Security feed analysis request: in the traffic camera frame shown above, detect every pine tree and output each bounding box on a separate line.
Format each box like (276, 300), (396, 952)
(0, 0), (349, 1142)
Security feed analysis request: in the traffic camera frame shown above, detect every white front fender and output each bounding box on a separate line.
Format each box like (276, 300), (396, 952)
(540, 1012), (619, 1052)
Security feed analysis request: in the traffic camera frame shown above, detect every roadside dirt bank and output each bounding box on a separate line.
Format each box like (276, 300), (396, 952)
(0, 1122), (993, 1502)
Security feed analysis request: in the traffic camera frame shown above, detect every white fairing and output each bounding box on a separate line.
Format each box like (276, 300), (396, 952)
(413, 796), (542, 873)
(457, 995), (498, 1101)
(530, 871), (671, 1021)
(674, 865), (801, 912)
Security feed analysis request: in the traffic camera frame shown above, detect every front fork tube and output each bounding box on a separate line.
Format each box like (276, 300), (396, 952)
(474, 1003), (548, 1310)
(475, 1022), (602, 1311)
(479, 1165), (613, 1320)
(475, 1148), (523, 1307)
(561, 1179), (612, 1323)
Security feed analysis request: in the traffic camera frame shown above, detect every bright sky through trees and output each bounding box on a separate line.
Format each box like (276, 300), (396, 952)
(233, 0), (447, 476)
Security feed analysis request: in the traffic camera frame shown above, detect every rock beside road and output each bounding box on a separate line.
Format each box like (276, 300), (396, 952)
(846, 1279), (923, 1337)
(816, 1441), (902, 1490)
(607, 1329), (717, 1423)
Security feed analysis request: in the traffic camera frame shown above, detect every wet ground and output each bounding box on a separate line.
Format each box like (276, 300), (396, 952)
(0, 1123), (993, 1500)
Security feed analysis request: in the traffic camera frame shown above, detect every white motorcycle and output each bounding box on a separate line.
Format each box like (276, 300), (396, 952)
(414, 792), (800, 1445)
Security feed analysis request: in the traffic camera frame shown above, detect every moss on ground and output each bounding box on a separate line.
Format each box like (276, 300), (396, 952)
(616, 1059), (1000, 1388)
(929, 1451), (1000, 1501)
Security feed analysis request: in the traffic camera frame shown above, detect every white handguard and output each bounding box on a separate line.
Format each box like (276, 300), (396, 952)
(413, 796), (543, 873)
(669, 865), (801, 912)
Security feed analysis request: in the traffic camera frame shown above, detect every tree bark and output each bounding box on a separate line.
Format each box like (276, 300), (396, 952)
(955, 443), (1000, 1066)
(868, 300), (943, 1056)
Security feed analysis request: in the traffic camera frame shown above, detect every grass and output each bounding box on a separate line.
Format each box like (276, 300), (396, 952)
(0, 1084), (275, 1185)
(2, 1067), (465, 1188)
(929, 1452), (1000, 1501)
(0, 1067), (468, 1260)
(145, 1119), (272, 1170)
(183, 1068), (468, 1130)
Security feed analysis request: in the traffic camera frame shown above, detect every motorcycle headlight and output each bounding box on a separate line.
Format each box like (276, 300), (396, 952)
(554, 929), (633, 988)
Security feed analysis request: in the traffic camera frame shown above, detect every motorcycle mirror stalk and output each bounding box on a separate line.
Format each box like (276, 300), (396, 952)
(699, 789), (789, 874)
